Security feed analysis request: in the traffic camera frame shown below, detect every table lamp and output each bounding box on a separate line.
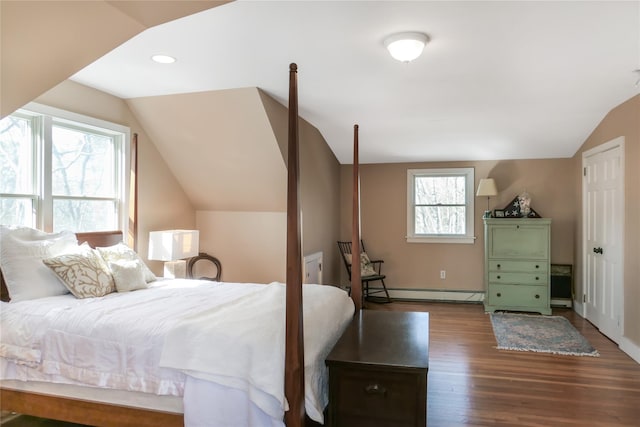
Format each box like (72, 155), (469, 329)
(148, 230), (199, 278)
(476, 178), (498, 218)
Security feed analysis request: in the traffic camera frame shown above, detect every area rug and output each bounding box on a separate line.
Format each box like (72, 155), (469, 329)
(490, 313), (599, 357)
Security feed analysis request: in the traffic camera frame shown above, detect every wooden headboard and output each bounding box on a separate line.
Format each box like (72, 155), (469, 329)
(0, 230), (123, 302)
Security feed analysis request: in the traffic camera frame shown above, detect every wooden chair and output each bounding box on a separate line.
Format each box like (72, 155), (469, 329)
(337, 240), (391, 303)
(186, 252), (222, 281)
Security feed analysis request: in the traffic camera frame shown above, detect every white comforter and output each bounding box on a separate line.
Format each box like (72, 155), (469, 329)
(0, 280), (354, 424)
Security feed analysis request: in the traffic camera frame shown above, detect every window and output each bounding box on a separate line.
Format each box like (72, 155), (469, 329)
(0, 103), (130, 233)
(407, 168), (475, 243)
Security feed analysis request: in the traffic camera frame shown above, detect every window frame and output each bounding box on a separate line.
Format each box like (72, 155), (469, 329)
(406, 167), (475, 244)
(0, 102), (130, 235)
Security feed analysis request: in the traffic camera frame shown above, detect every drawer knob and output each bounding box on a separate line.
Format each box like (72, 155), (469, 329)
(496, 292), (501, 297)
(535, 294), (540, 299)
(497, 275), (501, 279)
(535, 265), (540, 269)
(535, 277), (539, 281)
(364, 383), (386, 396)
(497, 264), (501, 269)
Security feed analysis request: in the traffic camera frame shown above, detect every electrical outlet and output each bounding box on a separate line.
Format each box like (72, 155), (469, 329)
(440, 270), (446, 279)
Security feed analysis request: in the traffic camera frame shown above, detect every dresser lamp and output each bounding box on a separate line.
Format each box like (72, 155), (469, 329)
(476, 178), (498, 218)
(148, 230), (199, 278)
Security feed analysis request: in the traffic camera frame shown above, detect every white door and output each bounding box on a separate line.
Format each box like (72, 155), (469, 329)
(582, 137), (624, 343)
(303, 252), (323, 285)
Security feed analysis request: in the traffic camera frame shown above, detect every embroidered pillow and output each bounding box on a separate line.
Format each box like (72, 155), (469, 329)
(109, 260), (148, 292)
(43, 248), (115, 298)
(0, 226), (78, 301)
(344, 252), (378, 277)
(96, 243), (156, 283)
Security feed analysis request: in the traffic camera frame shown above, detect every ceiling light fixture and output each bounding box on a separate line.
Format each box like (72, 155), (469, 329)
(151, 54), (176, 64)
(384, 32), (429, 63)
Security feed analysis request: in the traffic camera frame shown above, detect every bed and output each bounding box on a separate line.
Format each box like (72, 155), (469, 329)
(0, 64), (365, 427)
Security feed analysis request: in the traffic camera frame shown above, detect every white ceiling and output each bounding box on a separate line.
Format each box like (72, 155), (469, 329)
(72, 1), (640, 164)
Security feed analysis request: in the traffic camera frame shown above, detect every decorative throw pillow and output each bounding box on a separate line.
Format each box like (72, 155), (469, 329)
(344, 252), (378, 277)
(109, 260), (148, 292)
(96, 243), (156, 283)
(0, 226), (78, 301)
(43, 247), (115, 298)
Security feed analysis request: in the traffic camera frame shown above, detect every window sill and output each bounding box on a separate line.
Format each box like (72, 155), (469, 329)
(406, 236), (476, 244)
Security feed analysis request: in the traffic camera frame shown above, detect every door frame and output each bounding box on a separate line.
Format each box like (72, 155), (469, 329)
(580, 136), (625, 341)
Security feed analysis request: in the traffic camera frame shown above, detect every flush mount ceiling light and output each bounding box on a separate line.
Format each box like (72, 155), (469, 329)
(384, 32), (429, 63)
(151, 54), (176, 64)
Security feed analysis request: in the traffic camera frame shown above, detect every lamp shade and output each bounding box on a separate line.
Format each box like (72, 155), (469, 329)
(476, 178), (498, 197)
(148, 230), (199, 261)
(384, 32), (429, 62)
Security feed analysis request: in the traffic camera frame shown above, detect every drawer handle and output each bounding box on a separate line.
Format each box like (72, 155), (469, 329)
(364, 383), (386, 396)
(535, 294), (540, 299)
(496, 292), (501, 297)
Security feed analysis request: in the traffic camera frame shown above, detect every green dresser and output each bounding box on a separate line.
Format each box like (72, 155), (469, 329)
(483, 218), (551, 315)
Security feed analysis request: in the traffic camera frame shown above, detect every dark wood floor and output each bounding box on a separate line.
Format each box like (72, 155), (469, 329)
(2, 301), (639, 426)
(369, 301), (640, 427)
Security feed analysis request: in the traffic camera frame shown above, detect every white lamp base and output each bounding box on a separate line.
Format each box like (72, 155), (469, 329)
(163, 260), (187, 279)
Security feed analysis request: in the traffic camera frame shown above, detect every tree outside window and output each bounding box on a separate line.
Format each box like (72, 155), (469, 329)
(407, 168), (475, 244)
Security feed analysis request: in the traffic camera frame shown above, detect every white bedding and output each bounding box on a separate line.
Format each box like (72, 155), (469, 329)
(0, 279), (354, 425)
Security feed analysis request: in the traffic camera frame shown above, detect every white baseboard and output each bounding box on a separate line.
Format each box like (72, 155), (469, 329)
(551, 298), (572, 308)
(372, 287), (485, 303)
(620, 338), (640, 364)
(573, 299), (584, 316)
(560, 300), (639, 365)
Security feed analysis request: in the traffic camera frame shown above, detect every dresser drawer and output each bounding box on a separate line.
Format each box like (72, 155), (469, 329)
(488, 284), (548, 308)
(489, 260), (548, 273)
(330, 367), (426, 427)
(489, 271), (547, 285)
(488, 224), (549, 259)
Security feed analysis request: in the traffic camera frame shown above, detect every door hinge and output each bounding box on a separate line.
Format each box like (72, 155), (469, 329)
(583, 294), (586, 303)
(583, 167), (587, 177)
(318, 263), (322, 271)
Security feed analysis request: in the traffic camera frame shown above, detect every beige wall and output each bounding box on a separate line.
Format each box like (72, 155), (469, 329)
(573, 94), (640, 347)
(31, 80), (342, 284)
(260, 91), (343, 285)
(34, 80), (196, 275)
(196, 211), (286, 283)
(339, 159), (576, 291)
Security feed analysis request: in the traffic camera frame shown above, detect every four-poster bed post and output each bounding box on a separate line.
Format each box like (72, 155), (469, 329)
(351, 124), (363, 311)
(284, 62), (305, 427)
(129, 132), (138, 251)
(0, 64), (357, 427)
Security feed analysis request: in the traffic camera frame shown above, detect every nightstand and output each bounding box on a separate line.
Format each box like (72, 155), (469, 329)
(325, 310), (429, 427)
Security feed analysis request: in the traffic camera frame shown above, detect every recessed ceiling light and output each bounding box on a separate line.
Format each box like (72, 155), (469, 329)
(151, 54), (176, 64)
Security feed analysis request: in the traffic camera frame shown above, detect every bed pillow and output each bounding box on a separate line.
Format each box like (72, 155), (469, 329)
(109, 260), (148, 292)
(344, 252), (378, 277)
(96, 243), (156, 283)
(0, 226), (78, 301)
(42, 246), (115, 298)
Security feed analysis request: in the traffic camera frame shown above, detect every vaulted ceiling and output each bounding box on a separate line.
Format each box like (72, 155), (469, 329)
(71, 1), (640, 164)
(0, 0), (230, 117)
